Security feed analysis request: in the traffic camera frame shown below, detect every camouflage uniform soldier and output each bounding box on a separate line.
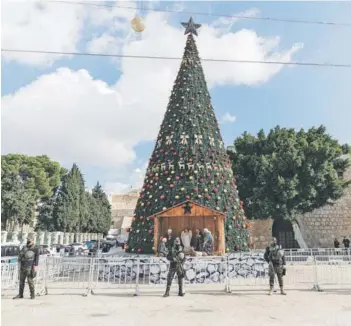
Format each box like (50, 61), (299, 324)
(163, 237), (186, 297)
(13, 237), (39, 300)
(268, 238), (287, 295)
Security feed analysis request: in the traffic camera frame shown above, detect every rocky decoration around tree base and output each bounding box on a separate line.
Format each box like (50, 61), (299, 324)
(97, 252), (269, 284)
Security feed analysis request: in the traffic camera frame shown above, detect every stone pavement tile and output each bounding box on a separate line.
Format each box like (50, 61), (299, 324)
(2, 289), (351, 326)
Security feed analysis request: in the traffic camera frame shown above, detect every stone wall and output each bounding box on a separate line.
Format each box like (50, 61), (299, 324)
(0, 231), (103, 246)
(98, 253), (268, 284)
(249, 219), (273, 249)
(296, 165), (351, 248)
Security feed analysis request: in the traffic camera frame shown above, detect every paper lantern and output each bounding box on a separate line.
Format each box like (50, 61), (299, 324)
(131, 16), (145, 33)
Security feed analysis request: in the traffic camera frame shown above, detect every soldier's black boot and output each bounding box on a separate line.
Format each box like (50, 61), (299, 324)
(178, 278), (185, 297)
(163, 285), (170, 297)
(14, 284), (24, 299)
(13, 294), (24, 300)
(30, 291), (35, 299)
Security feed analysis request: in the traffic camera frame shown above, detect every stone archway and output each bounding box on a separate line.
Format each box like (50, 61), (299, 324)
(272, 219), (299, 249)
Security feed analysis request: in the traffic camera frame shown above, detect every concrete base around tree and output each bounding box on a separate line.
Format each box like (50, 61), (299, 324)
(2, 288), (350, 326)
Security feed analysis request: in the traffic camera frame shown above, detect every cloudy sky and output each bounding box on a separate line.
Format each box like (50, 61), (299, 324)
(2, 1), (351, 194)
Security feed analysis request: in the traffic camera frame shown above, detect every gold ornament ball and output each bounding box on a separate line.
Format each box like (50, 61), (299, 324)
(131, 16), (145, 33)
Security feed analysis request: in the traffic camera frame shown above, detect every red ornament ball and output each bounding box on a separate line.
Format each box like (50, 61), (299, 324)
(137, 248), (142, 253)
(170, 184), (174, 188)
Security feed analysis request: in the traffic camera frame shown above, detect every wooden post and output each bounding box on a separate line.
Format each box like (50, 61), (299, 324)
(153, 215), (159, 255)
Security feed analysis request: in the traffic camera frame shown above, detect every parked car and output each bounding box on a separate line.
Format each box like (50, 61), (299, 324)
(69, 242), (88, 253)
(101, 237), (116, 247)
(85, 240), (99, 249)
(38, 245), (56, 256)
(1, 245), (20, 263)
(52, 244), (71, 254)
(116, 235), (127, 249)
(88, 244), (100, 256)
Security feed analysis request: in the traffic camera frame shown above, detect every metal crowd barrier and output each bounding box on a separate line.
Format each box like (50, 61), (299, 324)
(2, 252), (350, 296)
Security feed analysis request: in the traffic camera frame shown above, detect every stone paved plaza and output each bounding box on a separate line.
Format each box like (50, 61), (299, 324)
(2, 288), (351, 326)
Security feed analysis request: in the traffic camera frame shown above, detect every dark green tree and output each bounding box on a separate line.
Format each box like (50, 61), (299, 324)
(1, 173), (35, 232)
(84, 192), (99, 233)
(126, 20), (250, 254)
(228, 125), (350, 220)
(52, 164), (87, 232)
(92, 182), (112, 235)
(1, 154), (66, 231)
(35, 197), (57, 232)
(1, 154), (67, 201)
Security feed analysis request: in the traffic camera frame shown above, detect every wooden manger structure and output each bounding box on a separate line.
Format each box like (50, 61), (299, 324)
(151, 201), (226, 255)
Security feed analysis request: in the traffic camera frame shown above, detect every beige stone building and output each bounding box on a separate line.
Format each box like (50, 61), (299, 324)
(108, 189), (140, 235)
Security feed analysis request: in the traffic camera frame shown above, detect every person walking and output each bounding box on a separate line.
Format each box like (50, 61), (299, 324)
(13, 236), (39, 299)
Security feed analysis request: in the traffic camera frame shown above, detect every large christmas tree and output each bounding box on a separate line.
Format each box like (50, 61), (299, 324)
(126, 18), (251, 254)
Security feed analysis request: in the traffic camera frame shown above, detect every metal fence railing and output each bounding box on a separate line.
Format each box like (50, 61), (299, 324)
(2, 251), (350, 296)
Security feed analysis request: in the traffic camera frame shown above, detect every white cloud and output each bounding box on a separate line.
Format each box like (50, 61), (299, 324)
(220, 113), (236, 124)
(2, 10), (303, 189)
(211, 8), (260, 33)
(86, 0), (136, 30)
(1, 0), (137, 66)
(104, 163), (146, 194)
(1, 0), (86, 66)
(86, 33), (122, 54)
